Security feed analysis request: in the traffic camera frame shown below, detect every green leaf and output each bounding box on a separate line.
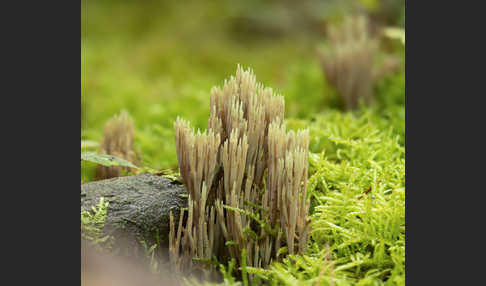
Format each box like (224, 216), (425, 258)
(81, 152), (138, 169)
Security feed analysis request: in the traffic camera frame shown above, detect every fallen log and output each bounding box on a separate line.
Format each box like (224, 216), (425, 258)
(81, 173), (187, 258)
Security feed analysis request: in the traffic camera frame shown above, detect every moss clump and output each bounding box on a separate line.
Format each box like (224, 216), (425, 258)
(81, 198), (114, 251)
(248, 110), (405, 285)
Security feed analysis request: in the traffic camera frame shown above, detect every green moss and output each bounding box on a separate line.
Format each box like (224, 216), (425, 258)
(81, 198), (114, 249)
(259, 109), (405, 285)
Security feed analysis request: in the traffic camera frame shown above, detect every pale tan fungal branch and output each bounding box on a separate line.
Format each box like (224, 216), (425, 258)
(268, 123), (311, 255)
(173, 119), (221, 277)
(95, 111), (139, 180)
(170, 65), (310, 282)
(317, 15), (400, 110)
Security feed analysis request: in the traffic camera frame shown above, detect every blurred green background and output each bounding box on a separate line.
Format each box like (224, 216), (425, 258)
(81, 0), (405, 181)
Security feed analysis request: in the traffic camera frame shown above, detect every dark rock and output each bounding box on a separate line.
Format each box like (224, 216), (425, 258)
(81, 173), (187, 258)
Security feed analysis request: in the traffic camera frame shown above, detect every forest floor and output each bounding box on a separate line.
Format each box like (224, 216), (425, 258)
(82, 1), (405, 285)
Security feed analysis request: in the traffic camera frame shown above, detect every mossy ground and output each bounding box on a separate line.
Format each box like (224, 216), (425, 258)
(82, 1), (404, 285)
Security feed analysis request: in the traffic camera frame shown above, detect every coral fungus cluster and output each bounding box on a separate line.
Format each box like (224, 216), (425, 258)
(170, 66), (311, 281)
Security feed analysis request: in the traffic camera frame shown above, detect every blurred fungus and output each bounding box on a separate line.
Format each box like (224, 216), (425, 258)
(317, 15), (400, 110)
(94, 111), (139, 180)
